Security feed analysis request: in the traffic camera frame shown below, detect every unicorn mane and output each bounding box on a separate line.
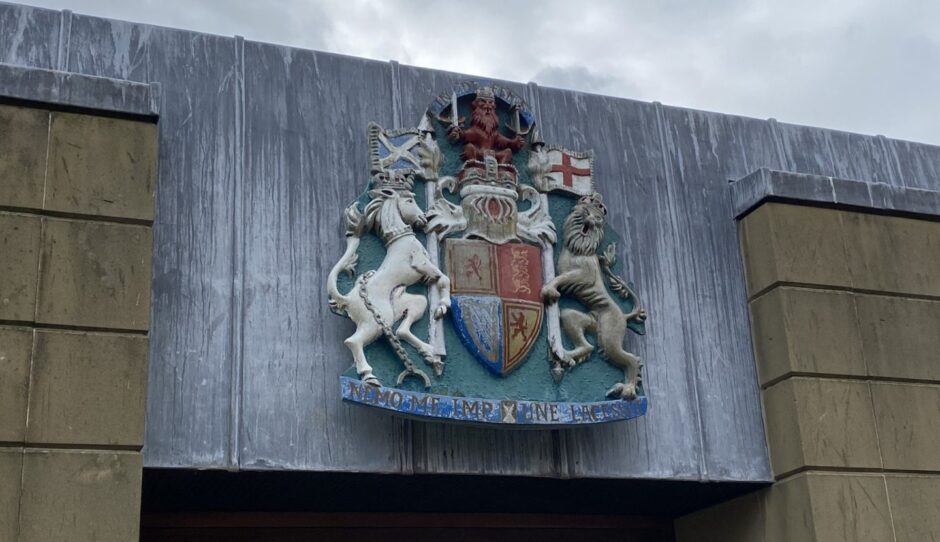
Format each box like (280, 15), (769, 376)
(363, 191), (410, 243)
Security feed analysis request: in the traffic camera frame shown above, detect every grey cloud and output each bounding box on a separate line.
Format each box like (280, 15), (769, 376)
(25, 0), (940, 145)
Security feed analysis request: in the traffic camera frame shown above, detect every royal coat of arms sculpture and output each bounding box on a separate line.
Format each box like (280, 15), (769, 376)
(327, 82), (648, 426)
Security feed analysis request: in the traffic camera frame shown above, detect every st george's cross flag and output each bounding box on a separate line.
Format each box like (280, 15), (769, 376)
(540, 146), (594, 196)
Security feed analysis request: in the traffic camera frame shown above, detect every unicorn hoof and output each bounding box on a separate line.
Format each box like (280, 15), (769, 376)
(362, 374), (382, 387)
(397, 368), (432, 389)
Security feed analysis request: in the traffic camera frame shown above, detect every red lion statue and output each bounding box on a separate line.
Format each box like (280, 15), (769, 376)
(448, 87), (525, 164)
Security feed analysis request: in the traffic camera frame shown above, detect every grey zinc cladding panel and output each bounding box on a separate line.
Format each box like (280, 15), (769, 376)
(0, 3), (58, 68)
(775, 121), (896, 184)
(535, 88), (703, 479)
(0, 63), (157, 117)
(887, 138), (940, 190)
(238, 41), (405, 471)
(658, 106), (782, 480)
(9, 1), (935, 481)
(730, 170), (940, 220)
(64, 13), (241, 467)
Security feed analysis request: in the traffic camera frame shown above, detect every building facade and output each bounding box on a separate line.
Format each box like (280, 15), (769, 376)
(0, 2), (938, 540)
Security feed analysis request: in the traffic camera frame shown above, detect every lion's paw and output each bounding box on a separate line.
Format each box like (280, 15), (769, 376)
(541, 286), (561, 304)
(606, 382), (638, 401)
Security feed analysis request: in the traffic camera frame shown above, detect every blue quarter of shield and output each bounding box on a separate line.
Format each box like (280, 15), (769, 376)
(450, 295), (503, 376)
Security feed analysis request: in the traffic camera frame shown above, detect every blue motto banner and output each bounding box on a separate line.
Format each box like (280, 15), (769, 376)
(341, 377), (648, 427)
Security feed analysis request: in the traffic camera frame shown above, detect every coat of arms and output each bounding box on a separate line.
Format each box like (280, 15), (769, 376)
(327, 82), (647, 426)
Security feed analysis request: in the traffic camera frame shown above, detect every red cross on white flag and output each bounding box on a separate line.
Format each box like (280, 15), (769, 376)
(541, 147), (594, 195)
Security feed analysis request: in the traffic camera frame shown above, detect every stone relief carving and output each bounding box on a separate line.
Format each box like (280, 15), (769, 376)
(327, 170), (451, 387)
(540, 193), (647, 399)
(327, 81), (649, 426)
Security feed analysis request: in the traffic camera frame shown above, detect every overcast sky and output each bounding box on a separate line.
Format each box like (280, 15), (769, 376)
(28, 0), (940, 145)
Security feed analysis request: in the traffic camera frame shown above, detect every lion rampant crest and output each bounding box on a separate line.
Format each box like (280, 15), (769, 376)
(541, 193), (647, 399)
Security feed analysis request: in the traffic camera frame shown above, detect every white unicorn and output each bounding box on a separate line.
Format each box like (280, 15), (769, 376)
(327, 171), (451, 387)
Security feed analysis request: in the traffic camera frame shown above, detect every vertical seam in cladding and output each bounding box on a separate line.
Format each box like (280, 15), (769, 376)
(389, 59), (414, 475)
(822, 131), (839, 177)
(55, 9), (72, 72)
(876, 135), (902, 186)
(526, 80), (567, 479)
(766, 119), (790, 172)
(229, 35), (247, 470)
(390, 60), (402, 130)
(148, 82), (162, 117)
(653, 101), (708, 479)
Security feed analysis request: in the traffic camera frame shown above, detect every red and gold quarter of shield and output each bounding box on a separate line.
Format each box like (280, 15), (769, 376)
(445, 238), (544, 376)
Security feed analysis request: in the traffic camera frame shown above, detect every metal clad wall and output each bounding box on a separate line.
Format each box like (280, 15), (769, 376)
(9, 1), (938, 481)
(535, 89), (703, 479)
(0, 3), (58, 68)
(775, 121), (896, 183)
(238, 42), (405, 471)
(64, 13), (241, 467)
(888, 139), (940, 190)
(659, 107), (782, 480)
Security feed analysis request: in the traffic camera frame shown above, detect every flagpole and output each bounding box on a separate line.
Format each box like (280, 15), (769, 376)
(539, 191), (566, 376)
(421, 119), (447, 360)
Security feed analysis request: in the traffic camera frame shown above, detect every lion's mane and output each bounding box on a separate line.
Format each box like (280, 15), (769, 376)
(563, 201), (605, 256)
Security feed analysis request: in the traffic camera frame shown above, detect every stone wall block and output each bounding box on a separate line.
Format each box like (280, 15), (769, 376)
(842, 212), (940, 297)
(857, 294), (940, 382)
(674, 491), (765, 542)
(764, 474), (892, 542)
(749, 287), (866, 385)
(0, 326), (33, 442)
(764, 473), (893, 542)
(18, 449), (142, 542)
(45, 112), (157, 221)
(886, 474), (940, 542)
(739, 203), (852, 297)
(26, 330), (148, 447)
(803, 473), (893, 542)
(0, 213), (41, 321)
(763, 378), (881, 476)
(36, 218), (152, 330)
(762, 475), (814, 542)
(871, 382), (940, 471)
(677, 473), (894, 542)
(0, 105), (48, 210)
(0, 448), (24, 541)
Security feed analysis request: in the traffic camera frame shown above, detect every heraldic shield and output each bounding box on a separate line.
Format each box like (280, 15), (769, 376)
(446, 239), (543, 376)
(326, 80), (649, 427)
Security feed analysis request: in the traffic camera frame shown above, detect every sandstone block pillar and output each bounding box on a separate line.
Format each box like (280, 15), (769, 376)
(0, 73), (158, 541)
